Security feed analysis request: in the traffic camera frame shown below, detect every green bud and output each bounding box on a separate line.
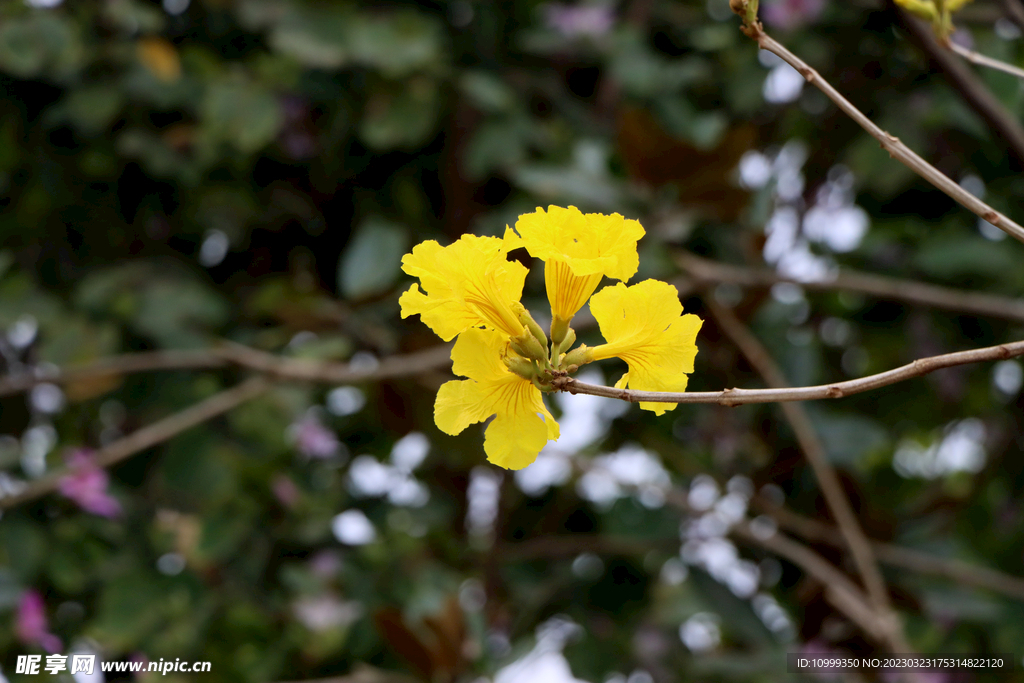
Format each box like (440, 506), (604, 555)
(511, 302), (549, 348)
(556, 327), (577, 357)
(503, 354), (536, 381)
(561, 344), (594, 370)
(729, 0), (759, 23)
(550, 315), (571, 347)
(510, 330), (549, 364)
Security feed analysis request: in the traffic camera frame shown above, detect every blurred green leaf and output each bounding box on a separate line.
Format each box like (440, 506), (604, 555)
(0, 13), (85, 80)
(159, 432), (239, 506)
(347, 10), (444, 77)
(92, 572), (181, 650)
(192, 186), (259, 240)
(201, 78), (283, 154)
(653, 96), (728, 150)
(609, 30), (710, 98)
(0, 518), (47, 581)
(102, 0), (166, 33)
(809, 409), (890, 468)
(914, 235), (1023, 281)
(268, 5), (354, 69)
(516, 165), (618, 208)
(76, 262), (228, 349)
(339, 217), (407, 300)
(359, 78), (441, 149)
(459, 70), (515, 112)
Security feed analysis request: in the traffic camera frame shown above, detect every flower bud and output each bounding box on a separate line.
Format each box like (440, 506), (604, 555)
(550, 315), (571, 347)
(503, 354), (537, 381)
(556, 327), (577, 356)
(511, 302), (550, 350)
(510, 330), (549, 364)
(561, 344), (594, 370)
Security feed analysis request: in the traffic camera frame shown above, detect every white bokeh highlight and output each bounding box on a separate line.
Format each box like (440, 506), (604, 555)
(332, 509), (377, 545)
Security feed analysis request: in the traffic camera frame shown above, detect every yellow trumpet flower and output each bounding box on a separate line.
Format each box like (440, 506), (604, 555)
(399, 230), (527, 341)
(512, 206), (644, 329)
(434, 327), (560, 470)
(589, 279), (703, 416)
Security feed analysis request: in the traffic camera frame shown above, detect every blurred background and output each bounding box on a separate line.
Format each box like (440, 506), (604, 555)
(1, 0), (1024, 680)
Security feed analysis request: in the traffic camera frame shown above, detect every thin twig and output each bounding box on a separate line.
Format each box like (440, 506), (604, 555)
(0, 377), (271, 510)
(215, 341), (453, 384)
(755, 501), (1024, 601)
(675, 252), (1024, 323)
(664, 487), (889, 646)
(0, 343), (453, 398)
(555, 338), (1024, 405)
(703, 299), (908, 653)
(730, 523), (890, 641)
(750, 26), (1024, 243)
(0, 350), (228, 398)
(895, 8), (1024, 168)
(948, 40), (1024, 81)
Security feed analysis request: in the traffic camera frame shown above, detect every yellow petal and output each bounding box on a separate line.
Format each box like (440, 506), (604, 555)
(544, 259), (604, 323)
(513, 206), (645, 319)
(434, 378), (495, 436)
(399, 234), (527, 341)
(893, 0), (937, 19)
(589, 280), (702, 415)
(483, 382), (559, 470)
(432, 328), (558, 468)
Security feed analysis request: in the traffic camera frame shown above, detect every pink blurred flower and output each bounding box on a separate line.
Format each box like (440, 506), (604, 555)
(797, 640), (843, 681)
(292, 594), (362, 632)
(289, 415), (339, 459)
(129, 653), (149, 680)
(308, 549), (343, 579)
(15, 590), (62, 654)
(271, 474), (300, 508)
(544, 4), (615, 38)
(58, 448), (121, 518)
(761, 0), (824, 30)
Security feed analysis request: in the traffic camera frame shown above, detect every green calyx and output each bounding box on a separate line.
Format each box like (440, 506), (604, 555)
(561, 344), (594, 370)
(550, 315), (571, 347)
(555, 327), (577, 358)
(505, 305), (593, 384)
(512, 302), (549, 347)
(729, 0), (760, 26)
(510, 330), (549, 364)
(503, 354), (536, 380)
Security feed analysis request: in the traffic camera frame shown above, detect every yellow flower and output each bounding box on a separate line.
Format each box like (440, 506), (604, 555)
(589, 279), (703, 416)
(893, 0), (971, 17)
(893, 0), (972, 35)
(434, 327), (559, 470)
(399, 231), (527, 341)
(513, 206), (645, 323)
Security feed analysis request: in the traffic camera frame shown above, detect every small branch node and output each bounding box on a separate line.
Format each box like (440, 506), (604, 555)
(720, 388), (741, 408)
